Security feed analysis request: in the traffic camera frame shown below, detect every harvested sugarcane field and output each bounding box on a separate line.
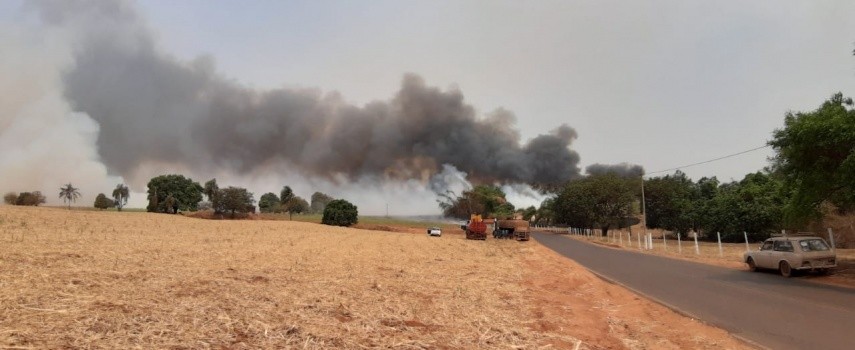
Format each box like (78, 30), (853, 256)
(4, 1), (855, 349)
(0, 206), (752, 349)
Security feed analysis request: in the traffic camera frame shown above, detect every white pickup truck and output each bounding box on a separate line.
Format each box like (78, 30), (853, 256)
(426, 227), (442, 237)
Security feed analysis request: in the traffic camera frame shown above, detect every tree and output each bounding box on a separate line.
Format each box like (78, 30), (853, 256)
(437, 185), (511, 219)
(553, 173), (636, 236)
(699, 172), (786, 242)
(310, 192), (334, 213)
(3, 192), (17, 205)
(258, 192), (281, 213)
(322, 199), (359, 226)
(643, 171), (698, 234)
(59, 183), (81, 209)
(112, 184), (129, 211)
(220, 187), (255, 218)
(522, 206), (538, 221)
(283, 196), (309, 219)
(16, 191), (46, 206)
(146, 174), (204, 213)
(494, 202), (516, 219)
(535, 198), (556, 226)
(203, 179), (222, 213)
(769, 93), (855, 224)
(93, 193), (114, 210)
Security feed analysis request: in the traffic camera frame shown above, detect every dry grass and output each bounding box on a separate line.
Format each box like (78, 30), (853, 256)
(0, 206), (558, 349)
(1, 206), (760, 349)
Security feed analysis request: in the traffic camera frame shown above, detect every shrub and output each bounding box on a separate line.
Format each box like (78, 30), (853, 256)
(17, 191), (46, 206)
(4, 192), (17, 205)
(94, 193), (115, 210)
(321, 199), (358, 227)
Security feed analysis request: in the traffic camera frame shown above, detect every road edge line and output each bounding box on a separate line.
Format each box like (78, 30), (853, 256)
(533, 234), (770, 350)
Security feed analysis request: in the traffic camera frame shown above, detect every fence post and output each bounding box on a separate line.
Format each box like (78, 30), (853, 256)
(827, 228), (836, 251)
(743, 231), (750, 252)
(637, 232), (642, 250)
(677, 232), (682, 254)
(693, 231), (700, 255)
(628, 232), (632, 247)
(717, 232), (723, 257)
(663, 233), (667, 251)
(619, 231), (623, 246)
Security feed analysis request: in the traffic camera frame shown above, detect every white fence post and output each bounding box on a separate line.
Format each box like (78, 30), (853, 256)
(717, 232), (723, 257)
(619, 231), (623, 246)
(693, 231), (700, 255)
(637, 232), (642, 250)
(828, 228), (836, 250)
(743, 231), (750, 252)
(663, 233), (668, 251)
(677, 232), (682, 254)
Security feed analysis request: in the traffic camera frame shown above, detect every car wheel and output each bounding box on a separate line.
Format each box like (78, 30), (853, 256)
(747, 257), (757, 272)
(779, 261), (792, 278)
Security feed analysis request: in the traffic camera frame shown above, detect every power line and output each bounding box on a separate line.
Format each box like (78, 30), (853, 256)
(645, 144), (771, 176)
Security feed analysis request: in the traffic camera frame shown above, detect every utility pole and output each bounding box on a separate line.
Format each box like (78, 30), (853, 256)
(640, 176), (647, 231)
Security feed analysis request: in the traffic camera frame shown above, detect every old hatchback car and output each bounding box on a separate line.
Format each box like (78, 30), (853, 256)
(743, 236), (836, 277)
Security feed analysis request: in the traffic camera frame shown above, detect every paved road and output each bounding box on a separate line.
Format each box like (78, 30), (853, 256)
(533, 232), (855, 350)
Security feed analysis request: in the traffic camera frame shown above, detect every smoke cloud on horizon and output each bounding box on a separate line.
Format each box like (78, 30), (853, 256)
(585, 163), (645, 178)
(2, 0), (582, 213)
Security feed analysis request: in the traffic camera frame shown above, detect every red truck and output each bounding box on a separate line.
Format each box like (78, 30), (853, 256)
(461, 215), (488, 240)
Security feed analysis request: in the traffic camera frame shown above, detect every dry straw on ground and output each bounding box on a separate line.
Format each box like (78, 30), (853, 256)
(0, 206), (556, 349)
(1, 206), (752, 349)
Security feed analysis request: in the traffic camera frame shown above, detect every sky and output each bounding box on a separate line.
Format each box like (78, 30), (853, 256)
(2, 0), (855, 214)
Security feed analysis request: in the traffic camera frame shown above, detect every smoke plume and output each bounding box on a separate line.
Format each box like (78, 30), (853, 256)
(3, 0), (584, 212)
(585, 163), (645, 177)
(43, 0), (581, 189)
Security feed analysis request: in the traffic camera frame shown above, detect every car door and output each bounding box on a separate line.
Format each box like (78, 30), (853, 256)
(772, 240), (794, 268)
(755, 240), (774, 268)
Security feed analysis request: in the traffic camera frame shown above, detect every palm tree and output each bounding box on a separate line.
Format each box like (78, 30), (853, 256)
(112, 184), (129, 211)
(59, 183), (81, 209)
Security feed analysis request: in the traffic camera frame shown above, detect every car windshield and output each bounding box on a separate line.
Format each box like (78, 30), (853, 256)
(799, 239), (830, 252)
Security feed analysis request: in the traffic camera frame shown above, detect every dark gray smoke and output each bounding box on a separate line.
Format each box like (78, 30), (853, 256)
(40, 0), (582, 188)
(585, 163), (645, 177)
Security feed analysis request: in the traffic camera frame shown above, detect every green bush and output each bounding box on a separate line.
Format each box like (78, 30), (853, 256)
(321, 199), (358, 227)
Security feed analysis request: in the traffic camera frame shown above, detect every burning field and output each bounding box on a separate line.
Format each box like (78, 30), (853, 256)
(0, 206), (750, 349)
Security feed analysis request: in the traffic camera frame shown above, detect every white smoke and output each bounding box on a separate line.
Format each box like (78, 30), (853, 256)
(0, 19), (124, 206)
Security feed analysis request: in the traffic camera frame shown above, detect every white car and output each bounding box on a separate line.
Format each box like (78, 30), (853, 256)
(427, 227), (442, 237)
(743, 236), (836, 277)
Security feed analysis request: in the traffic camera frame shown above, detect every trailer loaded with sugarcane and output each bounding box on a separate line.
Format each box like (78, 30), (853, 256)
(493, 219), (530, 241)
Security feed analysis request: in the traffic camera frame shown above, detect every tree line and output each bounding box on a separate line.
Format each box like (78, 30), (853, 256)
(143, 174), (356, 225)
(441, 93), (854, 242)
(540, 93), (854, 241)
(3, 175), (358, 227)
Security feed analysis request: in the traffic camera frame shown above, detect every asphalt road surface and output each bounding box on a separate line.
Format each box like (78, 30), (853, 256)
(533, 232), (855, 350)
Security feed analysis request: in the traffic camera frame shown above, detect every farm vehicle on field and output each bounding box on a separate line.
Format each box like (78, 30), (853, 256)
(461, 215), (488, 240)
(493, 219), (530, 241)
(460, 215), (530, 241)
